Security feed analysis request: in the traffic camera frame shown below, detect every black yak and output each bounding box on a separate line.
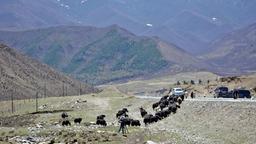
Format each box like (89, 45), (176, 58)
(168, 103), (178, 113)
(152, 102), (160, 110)
(62, 120), (71, 126)
(96, 115), (107, 126)
(131, 120), (141, 126)
(144, 114), (161, 125)
(74, 118), (82, 124)
(177, 97), (183, 105)
(160, 95), (169, 101)
(97, 115), (106, 120)
(116, 108), (129, 118)
(139, 107), (148, 118)
(61, 112), (68, 119)
(96, 119), (107, 126)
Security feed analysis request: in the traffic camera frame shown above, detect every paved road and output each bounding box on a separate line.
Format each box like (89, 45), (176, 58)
(134, 95), (256, 103)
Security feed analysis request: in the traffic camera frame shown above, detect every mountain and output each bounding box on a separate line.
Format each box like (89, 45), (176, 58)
(0, 44), (98, 101)
(0, 25), (205, 84)
(1, 0), (256, 54)
(201, 23), (256, 74)
(0, 0), (74, 30)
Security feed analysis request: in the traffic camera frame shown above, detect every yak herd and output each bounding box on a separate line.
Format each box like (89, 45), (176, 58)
(142, 94), (182, 125)
(60, 93), (184, 130)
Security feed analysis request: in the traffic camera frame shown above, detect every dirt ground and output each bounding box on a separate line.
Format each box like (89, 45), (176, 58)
(0, 85), (256, 144)
(0, 114), (38, 127)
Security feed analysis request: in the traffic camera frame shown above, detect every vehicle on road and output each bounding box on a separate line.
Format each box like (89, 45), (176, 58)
(228, 89), (251, 99)
(170, 88), (185, 99)
(214, 86), (229, 98)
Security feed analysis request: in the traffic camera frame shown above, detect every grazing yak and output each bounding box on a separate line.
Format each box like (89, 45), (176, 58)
(155, 111), (163, 120)
(61, 112), (68, 119)
(131, 119), (141, 126)
(122, 118), (141, 127)
(177, 97), (183, 105)
(155, 109), (171, 119)
(163, 109), (171, 117)
(143, 114), (153, 125)
(97, 115), (106, 120)
(96, 119), (107, 126)
(152, 102), (160, 110)
(160, 95), (169, 101)
(151, 115), (161, 123)
(139, 107), (148, 118)
(74, 118), (82, 124)
(96, 115), (107, 126)
(159, 103), (166, 111)
(122, 117), (133, 126)
(168, 103), (179, 113)
(116, 108), (129, 118)
(143, 114), (161, 125)
(153, 96), (171, 111)
(62, 120), (71, 126)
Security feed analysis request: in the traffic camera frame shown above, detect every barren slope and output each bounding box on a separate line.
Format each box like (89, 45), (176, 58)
(202, 23), (256, 74)
(0, 44), (98, 100)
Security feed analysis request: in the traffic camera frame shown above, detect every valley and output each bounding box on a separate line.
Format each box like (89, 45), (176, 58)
(0, 1), (256, 143)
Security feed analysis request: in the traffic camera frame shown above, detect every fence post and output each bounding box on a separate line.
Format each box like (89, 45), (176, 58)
(79, 83), (81, 96)
(36, 92), (38, 112)
(44, 82), (46, 99)
(11, 90), (14, 114)
(65, 85), (68, 96)
(62, 82), (65, 97)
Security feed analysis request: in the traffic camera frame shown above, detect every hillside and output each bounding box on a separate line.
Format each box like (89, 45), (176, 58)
(1, 0), (256, 54)
(0, 44), (98, 101)
(201, 23), (256, 74)
(115, 71), (219, 96)
(0, 25), (204, 84)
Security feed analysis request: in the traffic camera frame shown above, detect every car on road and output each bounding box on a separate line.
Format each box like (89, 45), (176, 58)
(214, 86), (229, 98)
(170, 88), (185, 97)
(228, 89), (251, 99)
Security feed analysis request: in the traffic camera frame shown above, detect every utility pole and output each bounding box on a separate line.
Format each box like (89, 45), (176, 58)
(35, 92), (38, 112)
(62, 82), (65, 97)
(79, 83), (81, 95)
(65, 85), (68, 96)
(11, 90), (14, 113)
(44, 82), (46, 99)
(0, 68), (2, 98)
(0, 67), (2, 82)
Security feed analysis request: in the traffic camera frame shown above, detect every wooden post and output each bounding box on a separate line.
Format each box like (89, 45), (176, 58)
(44, 82), (46, 99)
(0, 67), (2, 81)
(62, 82), (65, 97)
(35, 92), (38, 112)
(79, 83), (81, 95)
(11, 90), (14, 113)
(62, 82), (65, 96)
(65, 85), (68, 96)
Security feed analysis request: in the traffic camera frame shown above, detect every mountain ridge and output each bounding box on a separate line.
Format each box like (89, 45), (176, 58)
(0, 25), (206, 84)
(1, 0), (256, 54)
(201, 23), (256, 74)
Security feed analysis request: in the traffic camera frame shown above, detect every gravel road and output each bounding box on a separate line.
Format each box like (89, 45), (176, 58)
(135, 95), (256, 102)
